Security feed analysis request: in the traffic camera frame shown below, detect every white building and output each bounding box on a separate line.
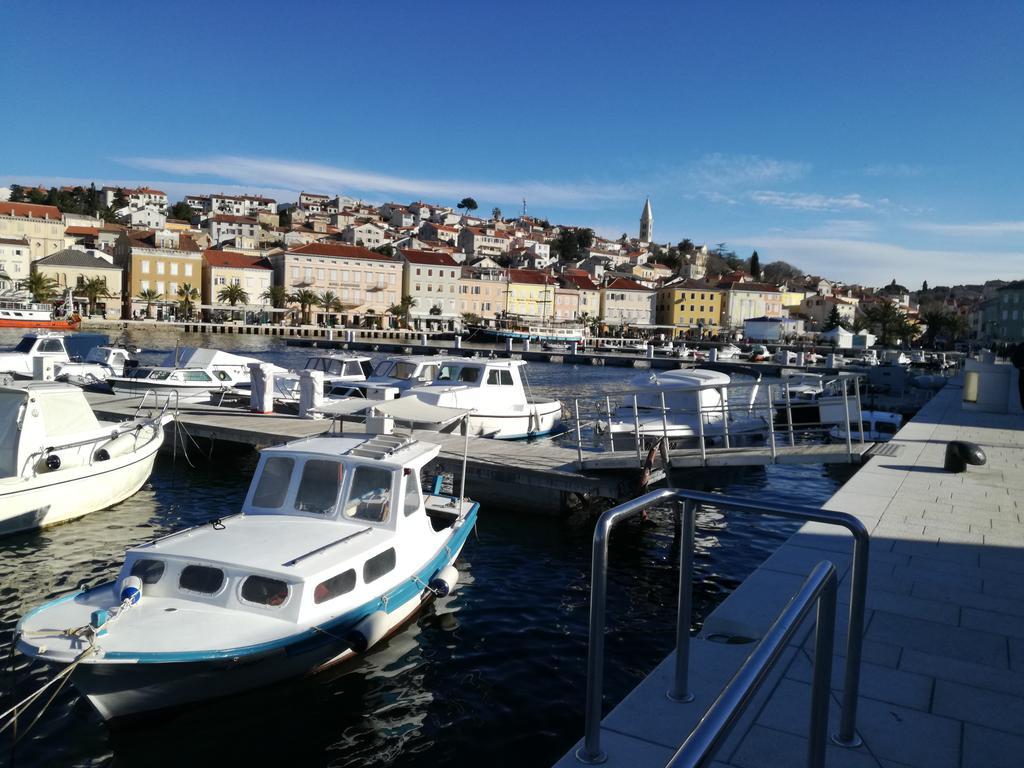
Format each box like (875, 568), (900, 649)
(458, 226), (512, 257)
(209, 194), (276, 217)
(122, 207), (167, 230)
(341, 222), (391, 249)
(399, 249), (462, 327)
(0, 236), (31, 281)
(600, 277), (656, 326)
(205, 215), (260, 249)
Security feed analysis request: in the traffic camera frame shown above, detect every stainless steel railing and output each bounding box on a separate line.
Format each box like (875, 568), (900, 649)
(668, 561), (838, 768)
(575, 488), (869, 764)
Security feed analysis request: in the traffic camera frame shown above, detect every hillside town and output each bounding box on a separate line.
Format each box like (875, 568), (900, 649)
(1, 182), (1021, 347)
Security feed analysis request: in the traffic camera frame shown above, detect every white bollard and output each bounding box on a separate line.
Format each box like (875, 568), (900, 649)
(327, 328), (334, 341)
(346, 329), (355, 343)
(796, 351), (806, 367)
(570, 342), (578, 355)
(524, 338), (531, 352)
(646, 344), (655, 359)
(826, 354), (838, 369)
(505, 337), (514, 353)
(420, 333), (428, 346)
(32, 356), (55, 381)
(454, 335), (462, 350)
(708, 348), (718, 363)
(299, 370), (324, 419)
(248, 363), (275, 414)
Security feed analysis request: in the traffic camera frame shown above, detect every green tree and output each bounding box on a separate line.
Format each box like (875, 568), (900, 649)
(80, 277), (111, 316)
(491, 206), (502, 221)
(921, 280), (929, 292)
(176, 283), (199, 320)
(279, 208), (292, 227)
(261, 285), (288, 308)
(370, 244), (394, 257)
(138, 288), (162, 318)
(750, 250), (761, 280)
(762, 260), (804, 284)
(217, 283), (250, 306)
(822, 304), (844, 331)
(289, 288), (319, 325)
(861, 301), (911, 346)
(112, 187), (128, 210)
(317, 290), (345, 326)
(428, 304), (443, 316)
(551, 227), (595, 262)
(169, 201), (193, 221)
(388, 295), (417, 326)
(8, 184), (25, 202)
(461, 312), (481, 327)
(456, 197), (478, 215)
(21, 272), (57, 302)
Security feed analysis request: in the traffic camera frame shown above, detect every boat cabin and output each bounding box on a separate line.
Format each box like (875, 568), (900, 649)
(303, 355), (372, 379)
(406, 358), (533, 410)
(115, 434), (461, 626)
(628, 369), (731, 417)
(326, 356), (442, 399)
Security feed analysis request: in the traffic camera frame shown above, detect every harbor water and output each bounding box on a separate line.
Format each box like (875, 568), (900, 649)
(0, 329), (858, 767)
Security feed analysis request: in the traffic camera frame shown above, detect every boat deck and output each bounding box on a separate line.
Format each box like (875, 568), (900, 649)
(554, 376), (1024, 767)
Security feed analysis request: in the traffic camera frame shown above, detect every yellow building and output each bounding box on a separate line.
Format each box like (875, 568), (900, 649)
(656, 278), (722, 337)
(34, 248), (123, 319)
(114, 229), (204, 318)
(505, 268), (556, 319)
(202, 249), (274, 313)
(0, 202), (65, 261)
(780, 290), (807, 310)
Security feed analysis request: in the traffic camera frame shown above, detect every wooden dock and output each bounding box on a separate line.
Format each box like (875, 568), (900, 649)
(578, 442), (876, 471)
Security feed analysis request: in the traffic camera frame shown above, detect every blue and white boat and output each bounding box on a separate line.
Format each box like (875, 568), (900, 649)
(15, 432), (477, 720)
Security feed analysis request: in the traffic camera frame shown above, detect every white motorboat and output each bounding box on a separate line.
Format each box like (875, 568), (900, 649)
(855, 350), (879, 367)
(402, 358), (561, 439)
(108, 365), (232, 402)
(15, 431), (478, 720)
(881, 350), (911, 366)
(55, 345), (135, 386)
(603, 368), (766, 446)
(716, 344), (741, 360)
(773, 373), (863, 427)
(0, 332), (71, 377)
(748, 344), (769, 362)
(829, 410), (901, 442)
(0, 382), (169, 537)
(276, 354), (373, 402)
(325, 355), (443, 400)
(161, 347), (288, 388)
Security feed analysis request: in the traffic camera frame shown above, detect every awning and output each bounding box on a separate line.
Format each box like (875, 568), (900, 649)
(314, 397), (470, 428)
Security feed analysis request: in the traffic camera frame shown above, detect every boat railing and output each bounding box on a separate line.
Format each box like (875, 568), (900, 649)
(575, 488), (869, 765)
(569, 374), (866, 464)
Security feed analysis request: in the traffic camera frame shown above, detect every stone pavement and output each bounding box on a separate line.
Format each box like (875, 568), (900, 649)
(555, 376), (1024, 768)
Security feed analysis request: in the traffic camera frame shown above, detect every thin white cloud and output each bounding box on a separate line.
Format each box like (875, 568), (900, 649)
(724, 233), (1023, 286)
(682, 153), (810, 194)
(119, 155), (632, 209)
(750, 190), (873, 212)
(908, 220), (1024, 237)
(861, 163), (924, 178)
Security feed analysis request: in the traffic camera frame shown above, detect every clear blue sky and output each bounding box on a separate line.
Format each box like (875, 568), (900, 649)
(2, 0), (1022, 287)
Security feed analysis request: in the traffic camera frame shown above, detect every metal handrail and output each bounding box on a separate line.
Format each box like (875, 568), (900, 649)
(576, 488), (868, 764)
(669, 561), (837, 768)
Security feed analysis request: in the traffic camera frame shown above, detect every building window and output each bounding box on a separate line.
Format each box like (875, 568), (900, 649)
(157, 262), (165, 275)
(141, 260), (150, 274)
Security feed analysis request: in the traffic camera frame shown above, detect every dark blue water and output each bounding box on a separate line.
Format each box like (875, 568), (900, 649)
(0, 329), (857, 767)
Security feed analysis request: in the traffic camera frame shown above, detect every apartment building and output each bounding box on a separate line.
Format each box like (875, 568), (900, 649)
(202, 250), (274, 309)
(600, 277), (656, 326)
(114, 229), (203, 317)
(0, 202), (64, 261)
(399, 249), (461, 325)
(656, 278), (722, 335)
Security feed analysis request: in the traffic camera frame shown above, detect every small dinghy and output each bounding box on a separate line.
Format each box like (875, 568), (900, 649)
(15, 432), (478, 720)
(0, 382), (169, 536)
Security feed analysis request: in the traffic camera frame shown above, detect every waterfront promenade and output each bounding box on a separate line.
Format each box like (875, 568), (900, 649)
(556, 377), (1024, 767)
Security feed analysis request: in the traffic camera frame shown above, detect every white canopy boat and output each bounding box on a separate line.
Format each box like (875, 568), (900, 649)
(603, 369), (766, 447)
(716, 343), (741, 360)
(773, 372), (864, 427)
(15, 432), (478, 720)
(160, 347), (289, 388)
(108, 366), (231, 402)
(401, 358), (561, 439)
(0, 382), (169, 537)
(0, 332), (71, 378)
(55, 345), (136, 386)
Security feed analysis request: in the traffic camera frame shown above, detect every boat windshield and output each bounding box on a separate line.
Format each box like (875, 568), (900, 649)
(294, 459), (344, 514)
(436, 365), (479, 383)
(372, 360), (396, 378)
(342, 465), (393, 522)
(12, 337), (37, 353)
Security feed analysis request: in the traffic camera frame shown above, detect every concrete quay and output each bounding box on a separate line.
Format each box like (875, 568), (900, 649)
(555, 377), (1024, 767)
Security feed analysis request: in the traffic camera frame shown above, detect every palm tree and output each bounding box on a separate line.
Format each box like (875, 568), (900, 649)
(218, 283), (250, 307)
(387, 295), (417, 327)
(289, 288), (319, 325)
(260, 285), (288, 308)
(317, 290), (343, 326)
(918, 303), (952, 348)
(138, 288), (162, 319)
(945, 313), (970, 343)
(860, 302), (910, 346)
(80, 277), (111, 316)
(177, 283), (199, 320)
(21, 272), (57, 302)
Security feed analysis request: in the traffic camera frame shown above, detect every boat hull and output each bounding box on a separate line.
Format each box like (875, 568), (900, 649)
(467, 400), (562, 439)
(0, 427), (164, 537)
(0, 318), (80, 330)
(23, 508), (475, 720)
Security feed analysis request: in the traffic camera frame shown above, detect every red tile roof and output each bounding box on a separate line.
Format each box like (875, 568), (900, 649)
(508, 268), (555, 285)
(0, 202), (61, 219)
(721, 281), (780, 293)
(65, 225), (100, 236)
(558, 274), (599, 291)
(605, 277), (651, 291)
(400, 249), (459, 267)
(289, 242), (395, 261)
(203, 250), (272, 270)
(132, 187), (166, 196)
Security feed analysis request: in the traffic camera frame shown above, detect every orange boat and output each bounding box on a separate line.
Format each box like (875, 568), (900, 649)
(0, 295), (81, 330)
